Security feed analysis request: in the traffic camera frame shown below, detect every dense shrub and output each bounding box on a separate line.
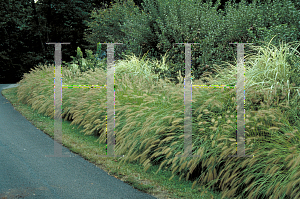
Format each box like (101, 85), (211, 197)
(81, 0), (300, 85)
(62, 45), (108, 75)
(82, 0), (146, 63)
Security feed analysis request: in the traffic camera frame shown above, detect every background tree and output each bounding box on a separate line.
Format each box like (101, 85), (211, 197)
(0, 0), (109, 84)
(0, 0), (35, 83)
(82, 0), (300, 85)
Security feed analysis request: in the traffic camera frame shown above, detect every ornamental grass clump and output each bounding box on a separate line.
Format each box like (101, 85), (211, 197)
(15, 36), (300, 199)
(115, 37), (300, 199)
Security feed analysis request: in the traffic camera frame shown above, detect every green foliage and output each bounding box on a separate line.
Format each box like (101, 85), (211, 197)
(83, 0), (300, 86)
(255, 24), (299, 45)
(0, 0), (42, 83)
(0, 0), (110, 83)
(62, 46), (108, 75)
(94, 42), (107, 62)
(83, 0), (145, 62)
(244, 0), (300, 46)
(118, 0), (233, 84)
(76, 47), (84, 67)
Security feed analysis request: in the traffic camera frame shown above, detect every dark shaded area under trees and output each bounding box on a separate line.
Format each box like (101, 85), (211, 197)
(0, 0), (111, 83)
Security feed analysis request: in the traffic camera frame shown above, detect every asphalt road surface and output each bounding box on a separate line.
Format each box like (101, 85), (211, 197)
(0, 84), (157, 199)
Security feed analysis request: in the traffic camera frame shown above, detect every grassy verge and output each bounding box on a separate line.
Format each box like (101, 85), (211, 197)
(1, 86), (230, 199)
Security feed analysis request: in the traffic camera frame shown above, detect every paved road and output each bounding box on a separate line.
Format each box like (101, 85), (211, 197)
(0, 84), (157, 199)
